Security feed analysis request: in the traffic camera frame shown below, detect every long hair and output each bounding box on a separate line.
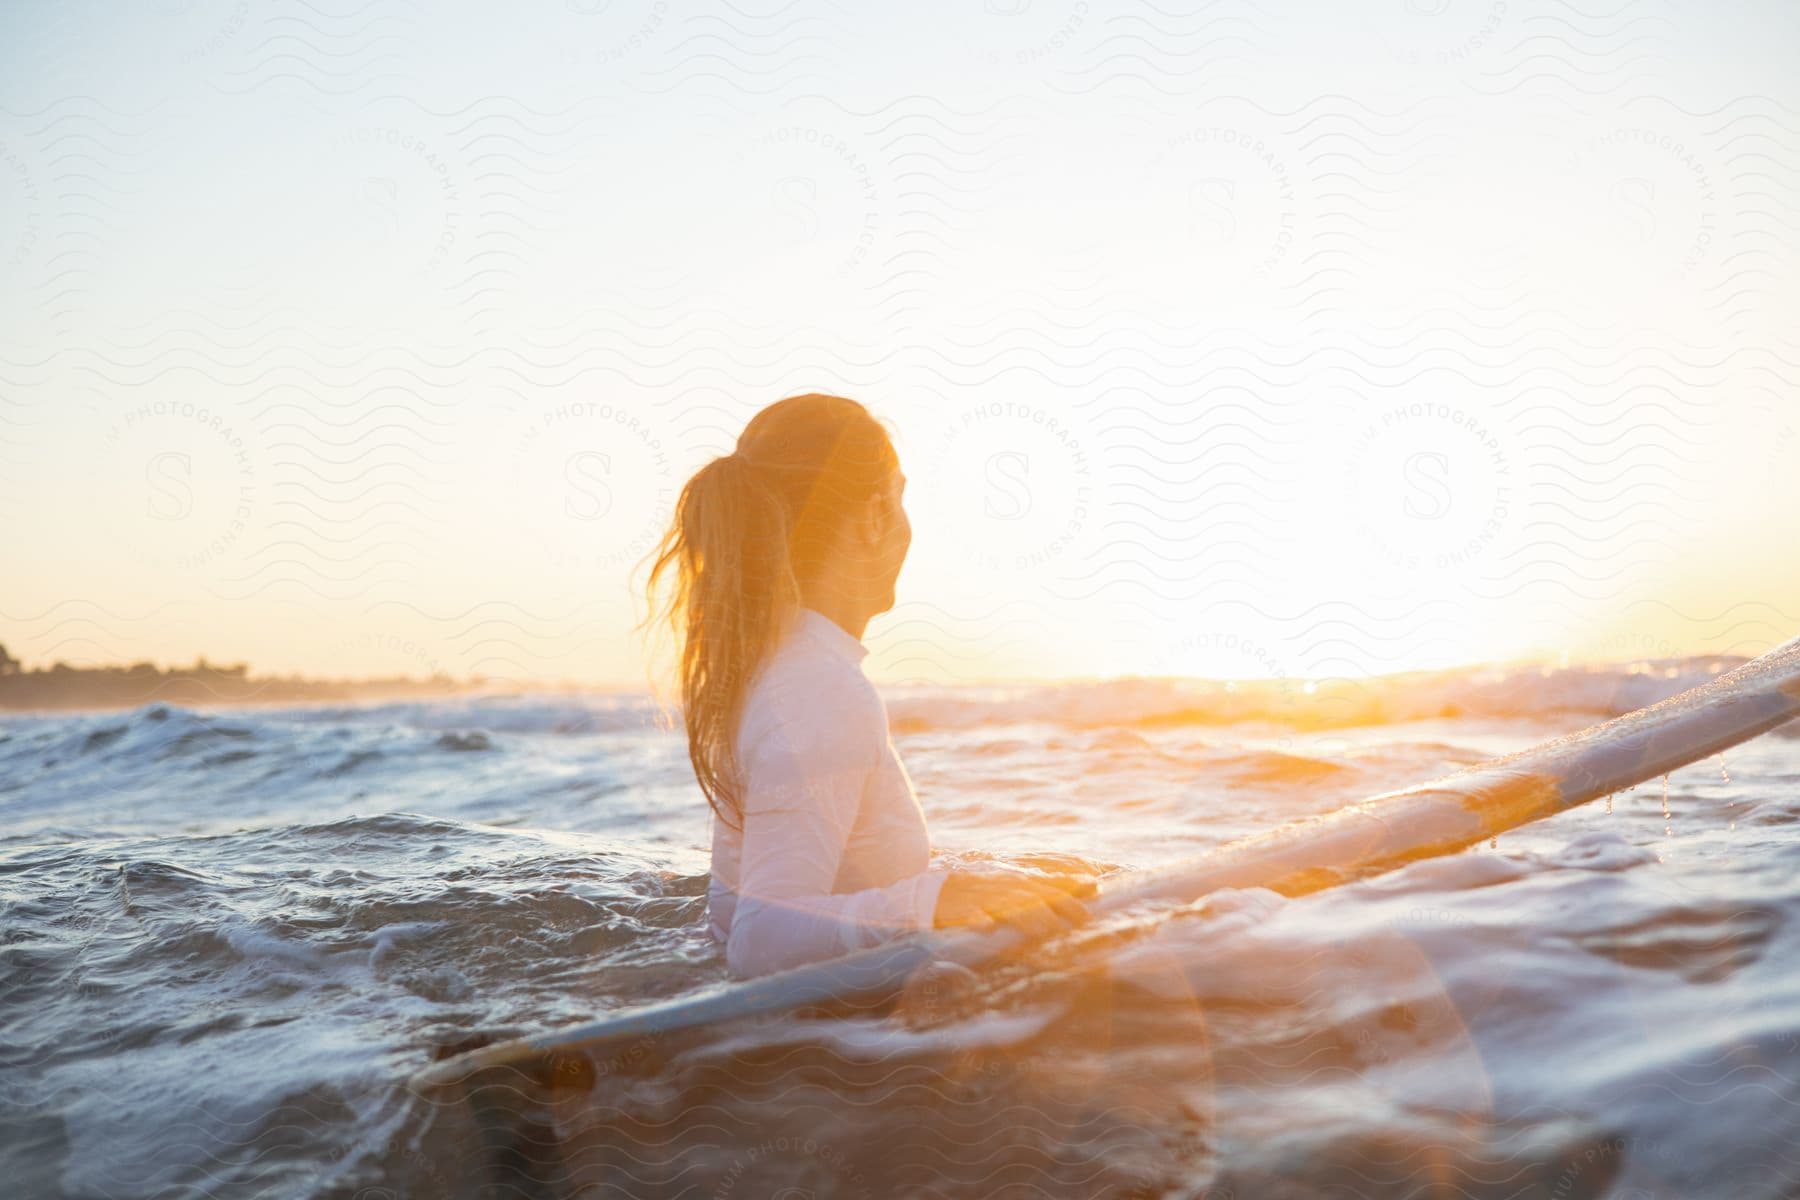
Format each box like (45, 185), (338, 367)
(636, 394), (900, 829)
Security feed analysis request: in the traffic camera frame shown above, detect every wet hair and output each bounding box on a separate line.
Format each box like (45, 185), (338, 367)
(637, 393), (900, 829)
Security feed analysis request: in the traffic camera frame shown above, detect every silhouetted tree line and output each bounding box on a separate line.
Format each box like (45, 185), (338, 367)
(0, 642), (469, 712)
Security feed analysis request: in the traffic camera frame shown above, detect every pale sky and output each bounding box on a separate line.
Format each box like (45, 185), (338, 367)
(3, 0), (1798, 686)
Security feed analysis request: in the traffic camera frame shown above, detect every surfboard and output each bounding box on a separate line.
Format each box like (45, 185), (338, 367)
(411, 633), (1800, 1091)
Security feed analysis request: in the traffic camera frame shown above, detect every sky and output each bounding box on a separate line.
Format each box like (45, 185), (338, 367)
(2, 0), (1798, 687)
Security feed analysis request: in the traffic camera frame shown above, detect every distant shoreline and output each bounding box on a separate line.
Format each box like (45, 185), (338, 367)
(0, 644), (497, 715)
(0, 672), (493, 715)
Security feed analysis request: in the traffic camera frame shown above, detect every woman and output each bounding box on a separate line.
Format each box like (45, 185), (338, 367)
(640, 393), (1096, 978)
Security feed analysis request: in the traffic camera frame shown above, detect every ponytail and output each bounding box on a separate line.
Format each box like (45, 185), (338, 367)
(637, 394), (899, 829)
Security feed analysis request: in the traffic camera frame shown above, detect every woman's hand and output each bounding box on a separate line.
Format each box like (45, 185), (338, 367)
(932, 868), (1098, 940)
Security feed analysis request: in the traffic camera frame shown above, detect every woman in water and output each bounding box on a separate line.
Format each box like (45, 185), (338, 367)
(641, 393), (1096, 978)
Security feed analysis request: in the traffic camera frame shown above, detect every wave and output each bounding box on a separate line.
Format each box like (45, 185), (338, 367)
(0, 657), (1762, 782)
(884, 654), (1754, 732)
(4, 660), (1798, 1196)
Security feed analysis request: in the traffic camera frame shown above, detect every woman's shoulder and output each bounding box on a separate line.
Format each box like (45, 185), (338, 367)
(740, 650), (883, 745)
(750, 648), (879, 716)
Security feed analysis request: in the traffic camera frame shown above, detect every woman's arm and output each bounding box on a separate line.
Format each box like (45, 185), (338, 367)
(725, 676), (947, 977)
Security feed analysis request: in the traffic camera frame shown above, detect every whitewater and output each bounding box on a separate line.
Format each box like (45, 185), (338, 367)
(3, 657), (1798, 1198)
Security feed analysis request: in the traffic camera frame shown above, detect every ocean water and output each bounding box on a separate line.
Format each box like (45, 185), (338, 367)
(3, 660), (1798, 1199)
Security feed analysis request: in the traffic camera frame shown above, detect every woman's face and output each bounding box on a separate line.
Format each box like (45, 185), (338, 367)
(882, 467), (914, 597)
(871, 468), (911, 609)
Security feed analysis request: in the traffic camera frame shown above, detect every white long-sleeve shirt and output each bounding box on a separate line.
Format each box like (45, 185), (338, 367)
(708, 607), (949, 978)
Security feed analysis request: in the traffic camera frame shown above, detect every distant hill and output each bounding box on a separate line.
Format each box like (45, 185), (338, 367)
(0, 643), (484, 712)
